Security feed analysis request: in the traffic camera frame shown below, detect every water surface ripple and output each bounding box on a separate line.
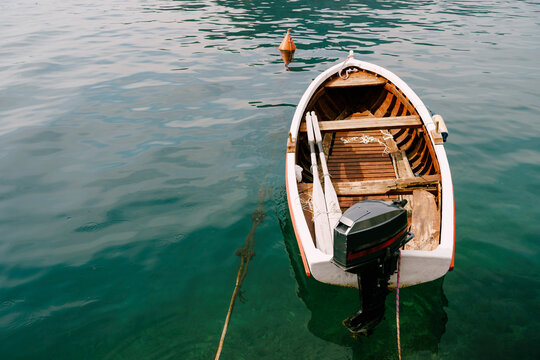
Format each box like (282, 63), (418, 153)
(1, 0), (539, 359)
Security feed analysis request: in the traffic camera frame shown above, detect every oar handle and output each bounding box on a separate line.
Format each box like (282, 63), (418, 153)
(312, 111), (323, 144)
(311, 112), (330, 177)
(305, 113), (319, 172)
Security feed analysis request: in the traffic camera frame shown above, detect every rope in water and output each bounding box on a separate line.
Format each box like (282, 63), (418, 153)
(214, 187), (266, 360)
(396, 250), (402, 360)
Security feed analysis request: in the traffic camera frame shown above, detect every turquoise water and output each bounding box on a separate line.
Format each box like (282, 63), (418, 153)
(1, 0), (539, 359)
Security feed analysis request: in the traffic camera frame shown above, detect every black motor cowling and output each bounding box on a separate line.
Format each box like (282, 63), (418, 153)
(332, 199), (413, 335)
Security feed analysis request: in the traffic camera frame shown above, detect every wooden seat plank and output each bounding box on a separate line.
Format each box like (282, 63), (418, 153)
(325, 72), (387, 88)
(299, 115), (422, 132)
(298, 175), (440, 196)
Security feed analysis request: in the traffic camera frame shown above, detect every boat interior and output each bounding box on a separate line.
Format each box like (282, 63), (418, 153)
(291, 70), (443, 252)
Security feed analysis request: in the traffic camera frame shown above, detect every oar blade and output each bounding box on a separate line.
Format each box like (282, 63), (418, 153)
(306, 113), (333, 255)
(311, 111), (343, 231)
(312, 175), (333, 255)
(324, 178), (342, 229)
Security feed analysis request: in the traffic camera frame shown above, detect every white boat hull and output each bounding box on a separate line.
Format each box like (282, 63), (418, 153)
(285, 58), (455, 288)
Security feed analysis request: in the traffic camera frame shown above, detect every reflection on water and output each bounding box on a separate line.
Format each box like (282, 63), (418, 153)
(279, 202), (448, 358)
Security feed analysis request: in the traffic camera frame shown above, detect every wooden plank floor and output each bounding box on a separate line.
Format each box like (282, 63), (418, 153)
(328, 130), (397, 182)
(327, 129), (400, 211)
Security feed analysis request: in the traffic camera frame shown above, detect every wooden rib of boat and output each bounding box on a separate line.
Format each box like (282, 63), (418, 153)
(285, 53), (455, 289)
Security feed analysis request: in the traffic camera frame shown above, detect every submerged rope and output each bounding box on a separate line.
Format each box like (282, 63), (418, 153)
(214, 187), (266, 360)
(396, 250), (402, 360)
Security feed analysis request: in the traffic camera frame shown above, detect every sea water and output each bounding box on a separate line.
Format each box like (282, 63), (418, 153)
(1, 0), (539, 359)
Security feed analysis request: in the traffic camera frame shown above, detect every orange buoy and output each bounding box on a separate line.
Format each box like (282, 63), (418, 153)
(279, 29), (296, 51)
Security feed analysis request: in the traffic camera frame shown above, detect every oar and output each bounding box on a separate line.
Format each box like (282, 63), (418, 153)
(311, 111), (342, 235)
(305, 113), (333, 255)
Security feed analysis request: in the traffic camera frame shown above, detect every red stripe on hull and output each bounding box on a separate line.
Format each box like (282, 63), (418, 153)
(450, 186), (455, 271)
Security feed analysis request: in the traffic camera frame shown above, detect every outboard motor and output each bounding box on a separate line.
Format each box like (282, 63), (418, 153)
(332, 199), (413, 335)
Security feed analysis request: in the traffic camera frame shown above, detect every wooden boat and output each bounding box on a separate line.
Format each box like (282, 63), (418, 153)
(285, 52), (455, 333)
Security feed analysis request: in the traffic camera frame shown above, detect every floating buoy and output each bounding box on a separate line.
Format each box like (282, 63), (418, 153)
(279, 29), (296, 51)
(279, 29), (296, 69)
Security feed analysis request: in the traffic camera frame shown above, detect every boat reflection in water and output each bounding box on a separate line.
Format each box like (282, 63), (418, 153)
(279, 208), (448, 358)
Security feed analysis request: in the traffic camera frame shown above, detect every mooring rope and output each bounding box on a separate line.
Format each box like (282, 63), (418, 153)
(214, 187), (266, 360)
(338, 51), (358, 80)
(396, 250), (402, 360)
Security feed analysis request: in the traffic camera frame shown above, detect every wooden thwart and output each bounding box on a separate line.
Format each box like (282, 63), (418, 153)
(299, 115), (421, 133)
(334, 175), (440, 195)
(325, 72), (387, 88)
(298, 175), (440, 196)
